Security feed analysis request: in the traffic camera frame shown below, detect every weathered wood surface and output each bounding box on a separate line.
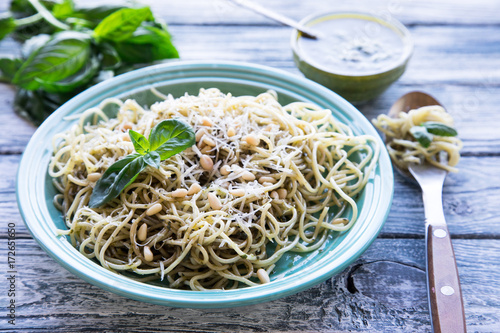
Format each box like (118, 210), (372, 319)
(2, 25), (500, 153)
(83, 0), (500, 26)
(1, 0), (500, 332)
(0, 239), (499, 332)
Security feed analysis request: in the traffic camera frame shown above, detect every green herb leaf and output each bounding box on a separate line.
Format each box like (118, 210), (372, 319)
(422, 121), (458, 137)
(12, 31), (91, 90)
(71, 4), (128, 27)
(93, 7), (153, 42)
(88, 120), (195, 207)
(143, 151), (161, 169)
(0, 57), (22, 82)
(98, 42), (121, 70)
(89, 153), (145, 208)
(149, 119), (196, 160)
(129, 130), (150, 155)
(5, 1), (179, 125)
(52, 0), (74, 19)
(410, 126), (433, 148)
(35, 56), (99, 93)
(113, 24), (179, 64)
(21, 34), (51, 59)
(14, 88), (71, 125)
(0, 13), (16, 41)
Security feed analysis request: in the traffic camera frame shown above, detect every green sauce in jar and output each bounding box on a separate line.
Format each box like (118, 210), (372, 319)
(291, 12), (413, 103)
(297, 16), (405, 75)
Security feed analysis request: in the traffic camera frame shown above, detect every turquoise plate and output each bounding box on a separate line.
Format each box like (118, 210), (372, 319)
(17, 61), (393, 308)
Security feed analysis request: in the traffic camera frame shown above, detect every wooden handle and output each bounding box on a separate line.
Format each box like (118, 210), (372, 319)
(426, 224), (467, 333)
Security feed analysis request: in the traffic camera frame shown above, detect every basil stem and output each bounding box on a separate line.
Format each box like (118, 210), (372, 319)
(28, 0), (70, 30)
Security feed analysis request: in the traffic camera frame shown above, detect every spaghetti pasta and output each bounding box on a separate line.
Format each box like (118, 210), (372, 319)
(49, 88), (379, 290)
(372, 105), (462, 172)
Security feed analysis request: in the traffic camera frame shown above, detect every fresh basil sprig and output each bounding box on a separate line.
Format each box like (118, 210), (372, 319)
(89, 120), (195, 208)
(0, 0), (179, 125)
(410, 121), (458, 148)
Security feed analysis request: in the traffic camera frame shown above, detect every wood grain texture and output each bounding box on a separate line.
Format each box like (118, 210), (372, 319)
(0, 239), (498, 332)
(1, 0), (500, 331)
(76, 0), (500, 26)
(2, 25), (500, 154)
(426, 224), (466, 333)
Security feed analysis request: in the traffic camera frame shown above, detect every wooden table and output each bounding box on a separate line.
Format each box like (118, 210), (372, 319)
(1, 0), (499, 331)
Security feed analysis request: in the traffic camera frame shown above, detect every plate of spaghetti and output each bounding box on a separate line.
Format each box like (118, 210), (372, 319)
(17, 61), (393, 307)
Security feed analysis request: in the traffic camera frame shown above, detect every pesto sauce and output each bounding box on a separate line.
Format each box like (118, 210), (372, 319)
(298, 18), (404, 75)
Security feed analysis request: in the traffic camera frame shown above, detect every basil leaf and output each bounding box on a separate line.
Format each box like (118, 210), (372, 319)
(149, 120), (195, 160)
(89, 153), (145, 208)
(0, 57), (22, 82)
(88, 120), (195, 207)
(21, 34), (51, 59)
(52, 0), (74, 19)
(99, 42), (121, 70)
(422, 121), (458, 137)
(129, 130), (150, 155)
(113, 24), (179, 64)
(93, 7), (153, 43)
(12, 31), (91, 90)
(14, 88), (71, 125)
(0, 13), (16, 41)
(410, 126), (433, 148)
(35, 56), (99, 93)
(71, 4), (128, 27)
(143, 151), (161, 169)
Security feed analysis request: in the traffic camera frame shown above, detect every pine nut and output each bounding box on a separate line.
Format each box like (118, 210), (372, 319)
(208, 193), (222, 210)
(195, 128), (207, 142)
(244, 134), (260, 146)
(220, 165), (231, 176)
(229, 189), (245, 197)
(200, 146), (212, 154)
(258, 176), (276, 184)
(227, 127), (236, 137)
(270, 191), (279, 200)
(146, 203), (162, 216)
(262, 182), (273, 187)
(200, 155), (213, 171)
(201, 117), (213, 127)
(87, 172), (101, 182)
(172, 189), (188, 198)
(203, 136), (216, 146)
(241, 171), (256, 181)
(122, 122), (133, 130)
(138, 223), (148, 241)
(187, 183), (202, 195)
(143, 246), (153, 262)
(277, 189), (287, 199)
(122, 133), (131, 141)
(257, 268), (270, 284)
